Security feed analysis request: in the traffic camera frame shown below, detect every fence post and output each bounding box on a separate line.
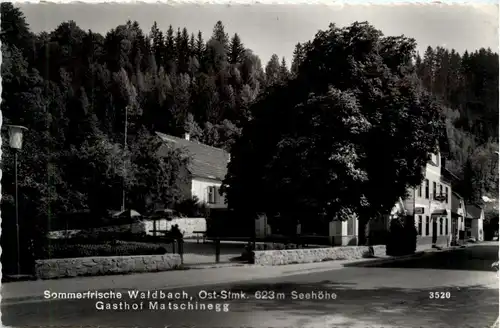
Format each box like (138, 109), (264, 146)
(178, 238), (184, 265)
(215, 237), (220, 263)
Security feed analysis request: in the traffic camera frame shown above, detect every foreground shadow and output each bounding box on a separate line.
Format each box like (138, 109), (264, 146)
(350, 246), (499, 272)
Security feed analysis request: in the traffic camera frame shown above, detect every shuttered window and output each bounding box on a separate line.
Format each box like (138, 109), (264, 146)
(208, 186), (216, 204)
(208, 186), (224, 204)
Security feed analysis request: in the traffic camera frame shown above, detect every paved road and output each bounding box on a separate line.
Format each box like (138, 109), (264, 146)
(2, 244), (498, 328)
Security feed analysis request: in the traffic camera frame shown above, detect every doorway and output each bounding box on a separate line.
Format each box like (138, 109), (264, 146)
(432, 217), (437, 245)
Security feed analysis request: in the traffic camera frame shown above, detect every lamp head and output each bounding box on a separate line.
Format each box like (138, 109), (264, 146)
(5, 125), (28, 150)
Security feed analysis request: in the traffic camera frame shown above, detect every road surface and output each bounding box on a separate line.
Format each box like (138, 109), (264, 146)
(2, 244), (498, 328)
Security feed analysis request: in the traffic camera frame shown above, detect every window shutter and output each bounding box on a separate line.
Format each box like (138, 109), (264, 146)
(208, 187), (215, 204)
(214, 187), (220, 204)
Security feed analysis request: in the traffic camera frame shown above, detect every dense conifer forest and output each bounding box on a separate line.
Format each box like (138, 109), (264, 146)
(1, 3), (498, 239)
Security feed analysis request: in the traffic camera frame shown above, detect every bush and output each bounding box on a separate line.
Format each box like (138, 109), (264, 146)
(174, 197), (209, 217)
(386, 216), (417, 256)
(40, 241), (168, 259)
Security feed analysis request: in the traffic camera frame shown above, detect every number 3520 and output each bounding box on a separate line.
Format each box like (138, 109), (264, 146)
(429, 292), (451, 299)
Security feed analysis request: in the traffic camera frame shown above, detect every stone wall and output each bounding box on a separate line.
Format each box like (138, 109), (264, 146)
(35, 254), (182, 280)
(253, 245), (386, 266)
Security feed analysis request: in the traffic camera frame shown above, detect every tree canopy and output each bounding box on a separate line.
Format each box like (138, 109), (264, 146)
(223, 23), (449, 232)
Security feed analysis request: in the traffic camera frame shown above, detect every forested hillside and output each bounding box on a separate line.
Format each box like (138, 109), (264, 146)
(416, 46), (498, 203)
(1, 2), (498, 232)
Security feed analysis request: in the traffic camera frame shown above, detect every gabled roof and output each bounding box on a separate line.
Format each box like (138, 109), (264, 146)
(156, 132), (230, 181)
(465, 204), (483, 219)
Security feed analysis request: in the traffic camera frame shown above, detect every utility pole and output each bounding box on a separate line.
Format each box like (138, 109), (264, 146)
(121, 106), (128, 212)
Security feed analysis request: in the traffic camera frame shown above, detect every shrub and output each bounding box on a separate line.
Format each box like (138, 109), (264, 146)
(386, 216), (417, 256)
(40, 241), (168, 259)
(174, 197), (209, 217)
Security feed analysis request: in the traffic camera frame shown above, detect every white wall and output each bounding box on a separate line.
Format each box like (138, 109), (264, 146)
(329, 217), (358, 246)
(191, 178), (221, 203)
(143, 217), (207, 238)
(471, 213), (484, 241)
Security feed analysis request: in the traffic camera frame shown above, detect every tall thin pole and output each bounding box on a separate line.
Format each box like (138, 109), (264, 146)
(15, 151), (20, 275)
(122, 106), (128, 212)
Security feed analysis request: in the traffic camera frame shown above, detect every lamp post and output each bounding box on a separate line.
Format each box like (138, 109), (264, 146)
(121, 106), (129, 212)
(5, 124), (28, 276)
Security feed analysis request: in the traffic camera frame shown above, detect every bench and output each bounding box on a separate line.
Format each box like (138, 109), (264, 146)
(193, 230), (207, 244)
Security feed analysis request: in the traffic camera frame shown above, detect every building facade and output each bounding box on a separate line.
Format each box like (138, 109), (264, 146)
(403, 148), (452, 248)
(156, 132), (229, 209)
(465, 204), (485, 241)
(451, 192), (466, 244)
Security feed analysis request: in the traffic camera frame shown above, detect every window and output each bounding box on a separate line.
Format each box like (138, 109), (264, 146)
(425, 216), (430, 236)
(445, 219), (448, 235)
(347, 218), (354, 235)
(440, 218), (443, 235)
(439, 184), (443, 197)
(207, 186), (218, 204)
(418, 215), (423, 235)
(425, 180), (430, 199)
(418, 184), (422, 198)
(445, 187), (449, 204)
(433, 182), (437, 199)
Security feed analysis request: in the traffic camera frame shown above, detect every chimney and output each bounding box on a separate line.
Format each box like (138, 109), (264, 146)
(184, 133), (190, 141)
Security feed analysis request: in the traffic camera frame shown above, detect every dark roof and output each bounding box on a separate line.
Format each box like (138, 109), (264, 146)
(466, 204), (483, 219)
(443, 168), (460, 182)
(156, 132), (230, 181)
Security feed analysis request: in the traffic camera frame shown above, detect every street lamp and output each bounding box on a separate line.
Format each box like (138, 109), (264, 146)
(121, 106), (129, 212)
(5, 124), (28, 276)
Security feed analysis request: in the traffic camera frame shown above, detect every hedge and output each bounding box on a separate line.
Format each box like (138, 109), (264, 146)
(40, 241), (168, 259)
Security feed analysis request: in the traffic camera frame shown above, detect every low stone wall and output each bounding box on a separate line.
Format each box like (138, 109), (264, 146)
(253, 245), (386, 266)
(35, 254), (182, 280)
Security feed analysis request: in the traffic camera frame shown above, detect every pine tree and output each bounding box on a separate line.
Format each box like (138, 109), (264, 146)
(291, 43), (303, 76)
(279, 57), (289, 81)
(195, 30), (205, 62)
(229, 33), (245, 65)
(165, 25), (176, 74)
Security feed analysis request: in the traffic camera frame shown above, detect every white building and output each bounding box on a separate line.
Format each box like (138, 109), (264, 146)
(156, 132), (229, 208)
(368, 147), (453, 248)
(402, 148), (452, 248)
(465, 204), (485, 241)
